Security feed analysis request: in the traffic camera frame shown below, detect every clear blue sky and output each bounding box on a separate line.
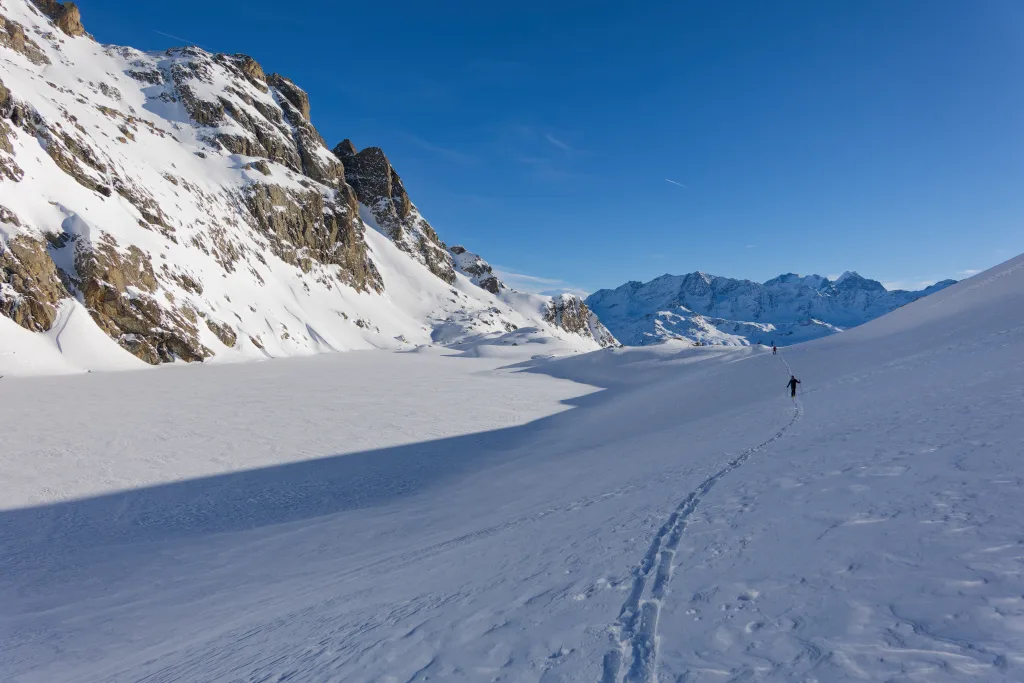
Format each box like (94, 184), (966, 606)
(82, 0), (1024, 295)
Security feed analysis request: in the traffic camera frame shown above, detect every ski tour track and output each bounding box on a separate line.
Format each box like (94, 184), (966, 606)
(601, 353), (803, 683)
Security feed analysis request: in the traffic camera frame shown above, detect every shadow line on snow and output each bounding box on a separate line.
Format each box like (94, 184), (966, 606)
(0, 347), (770, 578)
(0, 357), (628, 574)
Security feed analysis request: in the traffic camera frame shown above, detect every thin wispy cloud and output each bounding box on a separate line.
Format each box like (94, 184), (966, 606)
(492, 266), (589, 297)
(665, 178), (688, 188)
(544, 133), (571, 151)
(153, 29), (208, 49)
(401, 134), (476, 166)
(539, 287), (591, 298)
(885, 267), (978, 291)
(882, 278), (941, 291)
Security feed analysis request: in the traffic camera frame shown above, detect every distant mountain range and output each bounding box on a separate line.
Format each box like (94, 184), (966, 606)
(586, 271), (956, 346)
(0, 0), (961, 370)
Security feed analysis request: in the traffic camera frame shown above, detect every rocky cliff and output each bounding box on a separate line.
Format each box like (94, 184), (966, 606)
(0, 0), (614, 373)
(587, 270), (956, 346)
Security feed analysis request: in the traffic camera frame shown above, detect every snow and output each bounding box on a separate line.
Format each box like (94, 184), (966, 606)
(587, 270), (956, 347)
(0, 0), (605, 376)
(0, 300), (144, 375)
(2, 254), (1022, 681)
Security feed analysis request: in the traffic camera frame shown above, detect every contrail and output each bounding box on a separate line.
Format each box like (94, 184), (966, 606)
(153, 29), (209, 49)
(665, 178), (688, 188)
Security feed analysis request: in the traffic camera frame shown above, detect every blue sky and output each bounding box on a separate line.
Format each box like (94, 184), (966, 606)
(83, 0), (1024, 295)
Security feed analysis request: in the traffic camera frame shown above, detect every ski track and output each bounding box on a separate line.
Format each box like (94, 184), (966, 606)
(601, 353), (802, 683)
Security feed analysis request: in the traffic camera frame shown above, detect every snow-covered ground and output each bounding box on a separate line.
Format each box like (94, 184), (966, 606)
(2, 255), (1023, 682)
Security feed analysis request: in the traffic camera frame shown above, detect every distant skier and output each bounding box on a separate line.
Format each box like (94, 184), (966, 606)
(787, 375), (801, 398)
(772, 344), (777, 355)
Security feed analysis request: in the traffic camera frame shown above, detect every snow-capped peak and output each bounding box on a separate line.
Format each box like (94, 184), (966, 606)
(0, 0), (615, 375)
(587, 269), (955, 347)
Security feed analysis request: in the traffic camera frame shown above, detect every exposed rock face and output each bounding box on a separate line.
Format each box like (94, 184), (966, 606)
(53, 2), (84, 36)
(334, 140), (456, 284)
(72, 235), (211, 364)
(0, 0), (616, 368)
(205, 318), (237, 348)
(0, 233), (68, 331)
(267, 75), (343, 187)
(29, 0), (85, 37)
(0, 77), (26, 181)
(545, 294), (618, 347)
(450, 245), (504, 294)
(245, 182), (381, 291)
(165, 51), (345, 189)
(1, 227), (212, 365)
(267, 74), (310, 120)
(234, 54), (267, 89)
(1, 14), (49, 64)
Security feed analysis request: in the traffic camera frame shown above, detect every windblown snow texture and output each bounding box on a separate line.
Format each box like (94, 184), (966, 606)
(2, 254), (1022, 681)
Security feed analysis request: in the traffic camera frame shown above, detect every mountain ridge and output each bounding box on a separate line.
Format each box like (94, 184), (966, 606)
(0, 0), (616, 374)
(587, 269), (956, 346)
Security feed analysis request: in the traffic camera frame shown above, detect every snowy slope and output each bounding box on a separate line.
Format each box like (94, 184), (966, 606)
(0, 0), (611, 377)
(588, 269), (955, 346)
(2, 253), (1022, 681)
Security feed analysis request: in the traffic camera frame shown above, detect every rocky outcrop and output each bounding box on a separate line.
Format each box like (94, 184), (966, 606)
(53, 2), (84, 36)
(267, 74), (310, 121)
(165, 52), (345, 189)
(205, 318), (237, 348)
(0, 232), (68, 331)
(333, 140), (456, 284)
(244, 182), (381, 292)
(545, 294), (618, 348)
(30, 0), (85, 37)
(234, 54), (267, 91)
(0, 77), (25, 181)
(1, 14), (49, 64)
(71, 234), (211, 364)
(450, 245), (503, 294)
(266, 74), (344, 187)
(0, 0), (617, 368)
(1, 226), (213, 366)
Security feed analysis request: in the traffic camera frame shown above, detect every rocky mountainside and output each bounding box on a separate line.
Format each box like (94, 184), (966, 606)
(447, 244), (616, 347)
(0, 0), (615, 374)
(587, 270), (956, 346)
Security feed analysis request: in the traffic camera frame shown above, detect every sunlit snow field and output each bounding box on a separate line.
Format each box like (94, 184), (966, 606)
(2, 256), (1023, 682)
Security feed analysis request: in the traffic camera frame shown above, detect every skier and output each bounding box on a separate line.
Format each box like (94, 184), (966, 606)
(787, 375), (801, 398)
(772, 344), (777, 355)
